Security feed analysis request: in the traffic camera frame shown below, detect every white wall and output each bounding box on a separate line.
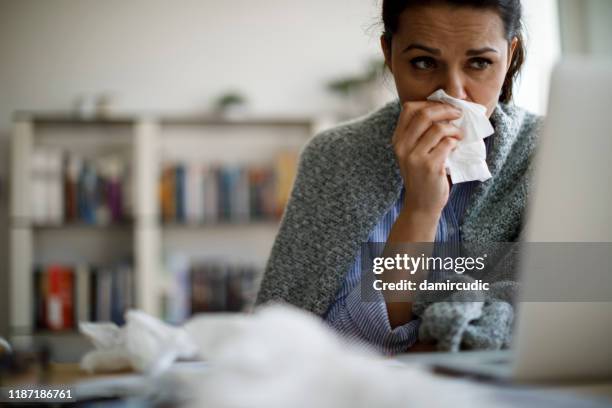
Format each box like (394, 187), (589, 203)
(559, 0), (612, 56)
(0, 0), (386, 127)
(514, 0), (561, 115)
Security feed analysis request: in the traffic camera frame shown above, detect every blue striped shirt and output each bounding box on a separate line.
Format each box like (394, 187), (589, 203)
(324, 136), (493, 354)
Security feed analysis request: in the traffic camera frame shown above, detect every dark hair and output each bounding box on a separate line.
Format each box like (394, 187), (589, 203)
(382, 0), (525, 103)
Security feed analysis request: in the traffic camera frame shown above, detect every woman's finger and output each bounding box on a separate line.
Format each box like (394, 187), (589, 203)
(392, 101), (431, 144)
(412, 122), (463, 156)
(394, 103), (462, 155)
(429, 136), (458, 167)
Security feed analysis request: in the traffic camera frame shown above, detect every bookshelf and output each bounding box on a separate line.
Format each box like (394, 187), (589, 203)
(9, 112), (316, 345)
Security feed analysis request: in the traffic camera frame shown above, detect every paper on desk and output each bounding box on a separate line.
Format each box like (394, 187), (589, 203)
(73, 363), (208, 403)
(426, 89), (495, 184)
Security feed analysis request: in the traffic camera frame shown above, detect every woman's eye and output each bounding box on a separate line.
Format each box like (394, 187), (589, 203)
(469, 58), (493, 70)
(410, 57), (437, 70)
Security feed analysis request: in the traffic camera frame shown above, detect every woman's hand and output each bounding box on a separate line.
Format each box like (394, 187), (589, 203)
(392, 101), (463, 219)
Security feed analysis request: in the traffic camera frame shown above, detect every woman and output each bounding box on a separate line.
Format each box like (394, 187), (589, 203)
(256, 0), (542, 354)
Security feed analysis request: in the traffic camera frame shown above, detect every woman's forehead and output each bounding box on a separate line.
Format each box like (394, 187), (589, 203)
(394, 5), (507, 49)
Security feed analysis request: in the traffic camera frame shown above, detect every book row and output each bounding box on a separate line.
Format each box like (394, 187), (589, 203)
(28, 147), (298, 226)
(33, 259), (261, 329)
(33, 262), (134, 330)
(162, 257), (261, 324)
(159, 151), (297, 224)
(30, 148), (131, 225)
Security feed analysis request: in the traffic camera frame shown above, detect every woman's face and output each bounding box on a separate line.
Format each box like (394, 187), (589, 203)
(381, 5), (517, 117)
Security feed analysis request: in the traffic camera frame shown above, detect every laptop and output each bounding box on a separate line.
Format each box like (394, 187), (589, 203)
(395, 57), (612, 383)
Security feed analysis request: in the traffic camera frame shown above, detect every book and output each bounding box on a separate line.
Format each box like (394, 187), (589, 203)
(186, 163), (204, 224)
(97, 154), (125, 223)
(175, 164), (186, 223)
(234, 167), (250, 222)
(47, 149), (64, 224)
(45, 265), (74, 330)
(165, 253), (191, 324)
(190, 264), (211, 314)
(95, 268), (112, 322)
(31, 149), (48, 224)
(203, 165), (219, 223)
(274, 150), (298, 218)
(33, 266), (47, 330)
(79, 161), (98, 224)
(160, 165), (176, 222)
(111, 263), (134, 325)
(75, 263), (91, 324)
(64, 154), (82, 222)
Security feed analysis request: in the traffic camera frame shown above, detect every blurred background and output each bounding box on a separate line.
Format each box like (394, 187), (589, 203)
(0, 0), (610, 360)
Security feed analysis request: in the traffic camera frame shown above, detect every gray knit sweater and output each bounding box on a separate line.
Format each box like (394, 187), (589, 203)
(256, 99), (543, 352)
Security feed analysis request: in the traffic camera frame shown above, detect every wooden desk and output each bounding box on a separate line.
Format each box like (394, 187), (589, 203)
(2, 363), (132, 386)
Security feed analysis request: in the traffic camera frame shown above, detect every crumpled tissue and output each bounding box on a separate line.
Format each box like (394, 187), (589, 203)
(80, 310), (199, 375)
(427, 89), (495, 183)
(180, 304), (486, 408)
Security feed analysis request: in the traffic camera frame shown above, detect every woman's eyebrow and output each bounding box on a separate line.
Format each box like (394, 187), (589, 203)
(402, 44), (498, 56)
(466, 47), (498, 56)
(402, 43), (441, 55)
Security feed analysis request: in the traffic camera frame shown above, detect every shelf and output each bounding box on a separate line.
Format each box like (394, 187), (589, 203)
(31, 329), (82, 337)
(160, 116), (313, 128)
(35, 222), (133, 230)
(10, 326), (82, 337)
(9, 112), (310, 335)
(11, 220), (279, 230)
(14, 111), (315, 129)
(11, 219), (134, 230)
(14, 111), (138, 126)
(161, 220), (279, 229)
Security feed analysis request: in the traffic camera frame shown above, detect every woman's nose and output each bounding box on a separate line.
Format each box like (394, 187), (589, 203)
(442, 72), (468, 100)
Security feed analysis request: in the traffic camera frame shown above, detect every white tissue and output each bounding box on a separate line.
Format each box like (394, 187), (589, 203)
(80, 310), (199, 375)
(426, 89), (495, 184)
(182, 305), (489, 408)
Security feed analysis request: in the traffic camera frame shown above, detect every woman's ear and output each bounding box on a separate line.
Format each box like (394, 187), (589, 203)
(380, 35), (393, 73)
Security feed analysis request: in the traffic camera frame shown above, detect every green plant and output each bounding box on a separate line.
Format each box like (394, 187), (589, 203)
(326, 58), (386, 97)
(214, 92), (246, 110)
